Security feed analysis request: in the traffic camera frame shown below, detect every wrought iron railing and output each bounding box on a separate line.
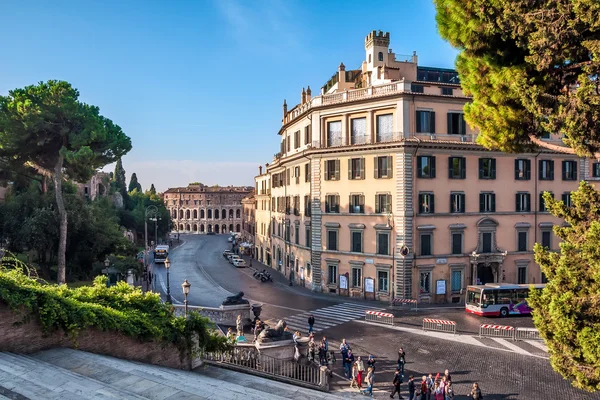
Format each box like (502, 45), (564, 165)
(202, 347), (324, 389)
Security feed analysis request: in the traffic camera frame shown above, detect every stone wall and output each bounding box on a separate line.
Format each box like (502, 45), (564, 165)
(0, 304), (191, 370)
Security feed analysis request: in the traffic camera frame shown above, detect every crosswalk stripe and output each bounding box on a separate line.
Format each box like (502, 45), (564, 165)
(310, 311), (357, 321)
(524, 340), (547, 352)
(330, 303), (383, 311)
(490, 338), (532, 355)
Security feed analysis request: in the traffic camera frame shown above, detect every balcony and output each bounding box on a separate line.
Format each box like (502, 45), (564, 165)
(309, 132), (478, 149)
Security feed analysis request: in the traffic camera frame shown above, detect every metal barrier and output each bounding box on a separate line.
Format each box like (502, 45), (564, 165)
(479, 324), (515, 339)
(391, 298), (418, 312)
(514, 327), (542, 341)
(422, 318), (457, 335)
(365, 310), (394, 326)
(202, 346), (327, 390)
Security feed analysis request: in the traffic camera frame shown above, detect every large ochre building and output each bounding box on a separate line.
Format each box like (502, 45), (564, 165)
(252, 30), (596, 304)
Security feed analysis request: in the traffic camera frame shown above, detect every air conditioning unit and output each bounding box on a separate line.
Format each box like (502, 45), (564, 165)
(460, 135), (469, 142)
(429, 134), (437, 140)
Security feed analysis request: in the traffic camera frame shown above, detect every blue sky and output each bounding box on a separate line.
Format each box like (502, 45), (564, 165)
(0, 0), (458, 192)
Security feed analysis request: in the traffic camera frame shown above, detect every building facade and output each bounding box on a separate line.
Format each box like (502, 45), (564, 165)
(254, 30), (592, 303)
(255, 168), (272, 266)
(164, 183), (252, 235)
(241, 193), (256, 253)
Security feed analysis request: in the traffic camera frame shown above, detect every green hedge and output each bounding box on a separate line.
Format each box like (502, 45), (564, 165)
(0, 255), (229, 358)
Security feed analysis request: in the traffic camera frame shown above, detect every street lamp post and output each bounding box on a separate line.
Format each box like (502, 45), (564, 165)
(182, 279), (191, 317)
(387, 210), (395, 301)
(165, 257), (172, 304)
(144, 205), (159, 291)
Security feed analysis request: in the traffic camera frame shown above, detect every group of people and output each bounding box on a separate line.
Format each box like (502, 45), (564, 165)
(339, 338), (377, 396)
(293, 330), (333, 366)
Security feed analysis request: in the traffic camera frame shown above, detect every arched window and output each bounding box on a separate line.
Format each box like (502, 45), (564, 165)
(179, 210), (183, 219)
(229, 209), (233, 218)
(193, 224), (197, 231)
(229, 224), (234, 233)
(236, 209), (241, 218)
(378, 51), (383, 61)
(179, 224), (184, 231)
(200, 209), (205, 219)
(222, 209), (226, 219)
(207, 209), (212, 219)
(172, 209), (176, 219)
(200, 224), (205, 233)
(208, 224), (212, 233)
(186, 224), (191, 231)
(222, 224), (226, 233)
(236, 223), (240, 232)
(185, 210), (190, 219)
(193, 209), (197, 219)
(215, 224), (220, 233)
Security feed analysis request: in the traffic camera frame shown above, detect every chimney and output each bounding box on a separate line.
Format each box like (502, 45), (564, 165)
(412, 51), (418, 64)
(338, 62), (346, 83)
(282, 99), (287, 118)
(259, 166), (263, 175)
(306, 86), (312, 102)
(301, 87), (306, 105)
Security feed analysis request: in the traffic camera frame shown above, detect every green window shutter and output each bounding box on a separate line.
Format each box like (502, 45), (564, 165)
(360, 158), (365, 179)
(430, 111), (436, 133)
(491, 159), (497, 179)
(348, 159), (353, 180)
(447, 113), (453, 134)
(430, 194), (435, 213)
(324, 161), (329, 181)
(335, 160), (340, 180)
(491, 194), (496, 212)
(375, 194), (380, 213)
(461, 158), (466, 179)
(387, 156), (393, 178)
(374, 157), (379, 178)
(430, 156), (436, 178)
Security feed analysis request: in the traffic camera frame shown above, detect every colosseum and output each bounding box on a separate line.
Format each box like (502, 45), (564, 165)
(163, 183), (253, 234)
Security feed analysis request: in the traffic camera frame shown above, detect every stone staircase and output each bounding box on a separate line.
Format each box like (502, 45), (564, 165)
(0, 348), (354, 399)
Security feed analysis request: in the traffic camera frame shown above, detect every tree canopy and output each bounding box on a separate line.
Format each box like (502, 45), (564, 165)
(149, 183), (156, 195)
(0, 80), (131, 284)
(530, 183), (600, 391)
(435, 0), (600, 156)
(128, 172), (142, 193)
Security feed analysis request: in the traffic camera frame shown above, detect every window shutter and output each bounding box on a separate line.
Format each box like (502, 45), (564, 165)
(526, 193), (531, 211)
(430, 112), (436, 133)
(562, 161), (567, 180)
(448, 157), (454, 178)
(430, 194), (435, 213)
(375, 194), (380, 213)
(324, 161), (329, 181)
(562, 192), (568, 204)
(461, 158), (466, 179)
(447, 113), (453, 134)
(549, 161), (554, 180)
(573, 162), (578, 180)
(449, 194), (454, 212)
(460, 114), (466, 135)
(360, 195), (365, 206)
(336, 195), (340, 211)
(479, 193), (485, 212)
(491, 194), (496, 212)
(514, 159), (519, 180)
(430, 156), (436, 178)
(387, 194), (392, 213)
(491, 159), (497, 179)
(387, 156), (393, 178)
(461, 193), (466, 212)
(416, 111), (422, 133)
(335, 160), (340, 180)
(360, 158), (365, 179)
(348, 159), (353, 180)
(478, 159), (484, 179)
(374, 157), (379, 178)
(515, 193), (521, 211)
(417, 156), (423, 177)
(526, 160), (531, 179)
(539, 193), (545, 211)
(538, 160), (543, 180)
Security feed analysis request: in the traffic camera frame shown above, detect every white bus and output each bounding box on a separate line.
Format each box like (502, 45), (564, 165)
(153, 245), (169, 263)
(465, 283), (545, 317)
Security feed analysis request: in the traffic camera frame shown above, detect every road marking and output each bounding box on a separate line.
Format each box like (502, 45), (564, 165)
(490, 338), (532, 355)
(524, 340), (548, 352)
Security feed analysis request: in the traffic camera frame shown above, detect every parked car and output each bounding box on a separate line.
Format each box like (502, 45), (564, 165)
(228, 237), (233, 242)
(223, 250), (233, 258)
(228, 255), (241, 264)
(233, 259), (247, 268)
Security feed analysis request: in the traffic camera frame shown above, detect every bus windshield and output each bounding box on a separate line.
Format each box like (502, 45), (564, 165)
(154, 246), (169, 263)
(466, 288), (481, 306)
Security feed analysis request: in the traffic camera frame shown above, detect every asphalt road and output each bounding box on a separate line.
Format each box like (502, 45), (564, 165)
(151, 234), (600, 400)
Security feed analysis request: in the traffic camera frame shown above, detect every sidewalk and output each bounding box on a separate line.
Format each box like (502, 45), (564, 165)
(242, 255), (391, 309)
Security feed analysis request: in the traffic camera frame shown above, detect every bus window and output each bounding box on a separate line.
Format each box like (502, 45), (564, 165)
(496, 290), (513, 304)
(467, 289), (481, 305)
(482, 291), (496, 306)
(515, 289), (528, 303)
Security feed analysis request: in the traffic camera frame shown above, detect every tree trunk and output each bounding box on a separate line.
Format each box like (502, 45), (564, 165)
(53, 155), (67, 285)
(41, 175), (47, 193)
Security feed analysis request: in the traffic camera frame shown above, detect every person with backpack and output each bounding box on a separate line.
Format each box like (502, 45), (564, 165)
(362, 367), (374, 397)
(444, 381), (455, 400)
(390, 369), (403, 399)
(469, 383), (483, 399)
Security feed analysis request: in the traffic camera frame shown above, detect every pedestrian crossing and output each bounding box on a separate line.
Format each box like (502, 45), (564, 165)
(268, 302), (384, 335)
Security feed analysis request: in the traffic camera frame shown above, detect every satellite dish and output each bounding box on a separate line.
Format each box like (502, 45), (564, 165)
(400, 245), (410, 257)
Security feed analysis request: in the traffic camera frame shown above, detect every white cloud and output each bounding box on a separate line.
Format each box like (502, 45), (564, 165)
(103, 158), (259, 192)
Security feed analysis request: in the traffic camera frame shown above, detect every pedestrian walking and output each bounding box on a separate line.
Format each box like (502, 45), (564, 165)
(469, 383), (483, 399)
(433, 381), (444, 400)
(308, 314), (315, 333)
(344, 349), (355, 379)
(426, 373), (434, 400)
(356, 356), (365, 388)
(420, 376), (428, 400)
(444, 369), (451, 382)
(390, 369), (403, 399)
(397, 347), (406, 377)
(407, 376), (416, 400)
(308, 336), (316, 362)
(340, 339), (350, 377)
(318, 343), (327, 366)
(361, 367), (374, 397)
(367, 354), (377, 371)
(444, 381), (455, 400)
(350, 361), (359, 389)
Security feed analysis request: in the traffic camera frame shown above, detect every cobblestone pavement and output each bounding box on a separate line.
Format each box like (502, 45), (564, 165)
(318, 321), (600, 400)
